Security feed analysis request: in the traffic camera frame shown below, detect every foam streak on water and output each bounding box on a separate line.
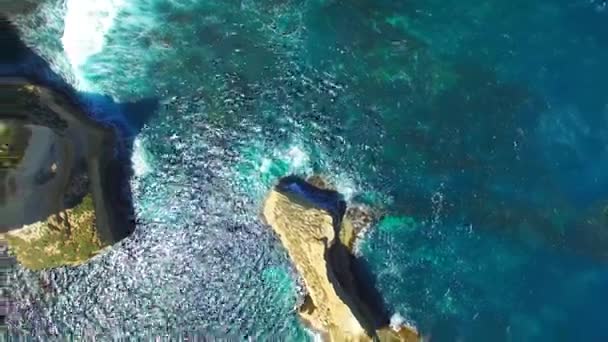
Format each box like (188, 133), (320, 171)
(62, 0), (125, 73)
(131, 137), (152, 177)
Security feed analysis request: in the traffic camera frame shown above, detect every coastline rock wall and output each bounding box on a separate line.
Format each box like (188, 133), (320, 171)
(0, 78), (132, 269)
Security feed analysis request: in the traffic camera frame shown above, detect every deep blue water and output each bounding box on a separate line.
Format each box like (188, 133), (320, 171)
(7, 0), (608, 340)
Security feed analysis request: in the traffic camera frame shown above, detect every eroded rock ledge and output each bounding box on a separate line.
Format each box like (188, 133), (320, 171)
(0, 78), (132, 269)
(263, 176), (418, 341)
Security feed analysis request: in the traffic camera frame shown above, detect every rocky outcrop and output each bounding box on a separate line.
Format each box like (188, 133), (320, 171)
(0, 78), (132, 269)
(263, 176), (418, 341)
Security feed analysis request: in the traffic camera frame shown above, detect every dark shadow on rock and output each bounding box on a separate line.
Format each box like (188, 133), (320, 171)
(349, 256), (392, 327)
(0, 16), (159, 244)
(276, 175), (347, 227)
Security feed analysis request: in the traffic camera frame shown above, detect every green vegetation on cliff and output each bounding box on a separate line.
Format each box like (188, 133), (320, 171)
(4, 194), (106, 270)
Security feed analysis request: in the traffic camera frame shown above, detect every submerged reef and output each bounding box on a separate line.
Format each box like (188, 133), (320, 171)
(263, 176), (418, 341)
(0, 78), (131, 269)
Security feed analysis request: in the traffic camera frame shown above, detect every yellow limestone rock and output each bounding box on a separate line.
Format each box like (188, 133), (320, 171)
(263, 177), (418, 341)
(264, 190), (369, 340)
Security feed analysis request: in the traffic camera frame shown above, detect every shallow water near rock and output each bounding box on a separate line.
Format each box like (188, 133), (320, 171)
(5, 0), (608, 340)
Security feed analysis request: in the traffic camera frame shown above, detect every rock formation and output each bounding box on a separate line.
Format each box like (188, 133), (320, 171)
(0, 78), (132, 269)
(263, 176), (418, 341)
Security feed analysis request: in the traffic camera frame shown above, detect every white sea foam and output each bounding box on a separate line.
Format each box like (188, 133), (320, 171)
(334, 176), (356, 201)
(352, 226), (369, 257)
(270, 143), (313, 176)
(286, 145), (309, 169)
(390, 312), (419, 335)
(131, 137), (152, 177)
(390, 312), (406, 330)
(259, 158), (272, 173)
(304, 327), (324, 342)
(61, 0), (126, 86)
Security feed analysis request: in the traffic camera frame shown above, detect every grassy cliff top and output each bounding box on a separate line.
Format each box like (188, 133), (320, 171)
(3, 194), (107, 270)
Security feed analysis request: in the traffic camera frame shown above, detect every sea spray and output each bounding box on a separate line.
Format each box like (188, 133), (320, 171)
(131, 137), (152, 178)
(61, 0), (126, 70)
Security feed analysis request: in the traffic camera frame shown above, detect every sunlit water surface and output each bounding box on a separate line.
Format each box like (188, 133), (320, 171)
(8, 0), (608, 340)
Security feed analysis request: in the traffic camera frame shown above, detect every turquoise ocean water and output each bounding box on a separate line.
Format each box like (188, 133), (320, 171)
(7, 0), (608, 340)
